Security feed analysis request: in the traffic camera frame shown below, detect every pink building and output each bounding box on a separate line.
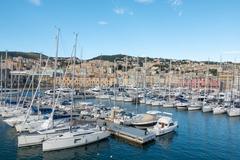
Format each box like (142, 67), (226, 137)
(183, 77), (219, 89)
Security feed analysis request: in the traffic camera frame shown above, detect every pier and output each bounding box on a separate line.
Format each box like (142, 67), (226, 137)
(97, 120), (156, 144)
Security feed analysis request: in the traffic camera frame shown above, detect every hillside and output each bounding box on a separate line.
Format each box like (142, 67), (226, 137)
(90, 54), (128, 62)
(0, 51), (48, 59)
(0, 51), (227, 65)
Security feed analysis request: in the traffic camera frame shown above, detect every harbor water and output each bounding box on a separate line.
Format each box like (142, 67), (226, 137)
(1, 99), (240, 160)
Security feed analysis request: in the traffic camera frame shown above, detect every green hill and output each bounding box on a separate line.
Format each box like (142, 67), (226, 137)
(0, 51), (48, 59)
(90, 54), (128, 62)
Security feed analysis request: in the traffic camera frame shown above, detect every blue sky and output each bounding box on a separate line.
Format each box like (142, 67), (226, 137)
(1, 0), (240, 61)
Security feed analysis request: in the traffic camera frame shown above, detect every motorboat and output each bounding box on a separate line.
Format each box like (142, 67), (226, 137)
(147, 112), (178, 136)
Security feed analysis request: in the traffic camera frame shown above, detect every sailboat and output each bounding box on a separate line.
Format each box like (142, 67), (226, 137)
(42, 33), (110, 152)
(42, 125), (110, 152)
(163, 60), (174, 108)
(202, 60), (215, 113)
(18, 30), (76, 147)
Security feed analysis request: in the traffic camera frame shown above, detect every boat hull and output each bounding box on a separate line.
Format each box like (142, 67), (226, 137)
(227, 108), (240, 117)
(188, 106), (201, 111)
(162, 103), (174, 108)
(18, 132), (63, 147)
(176, 106), (187, 110)
(42, 131), (110, 152)
(202, 106), (213, 113)
(213, 108), (226, 115)
(148, 123), (178, 136)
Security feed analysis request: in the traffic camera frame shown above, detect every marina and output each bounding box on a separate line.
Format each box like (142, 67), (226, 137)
(1, 1), (240, 159)
(1, 48), (240, 159)
(1, 46), (240, 159)
(1, 98), (240, 159)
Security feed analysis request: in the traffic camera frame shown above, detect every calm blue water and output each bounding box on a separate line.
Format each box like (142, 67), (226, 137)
(1, 99), (240, 160)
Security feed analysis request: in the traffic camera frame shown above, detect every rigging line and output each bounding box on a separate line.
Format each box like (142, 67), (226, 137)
(47, 41), (75, 128)
(24, 56), (50, 123)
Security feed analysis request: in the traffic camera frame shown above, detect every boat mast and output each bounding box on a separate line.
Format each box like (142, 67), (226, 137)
(38, 53), (42, 119)
(70, 33), (78, 131)
(114, 59), (116, 107)
(98, 54), (102, 105)
(144, 57), (147, 103)
(4, 51), (7, 102)
(53, 28), (60, 110)
(204, 59), (209, 103)
(136, 57), (139, 111)
(81, 48), (87, 101)
(48, 28), (60, 128)
(158, 66), (161, 96)
(10, 62), (13, 107)
(168, 60), (172, 102)
(0, 55), (2, 104)
(17, 60), (20, 102)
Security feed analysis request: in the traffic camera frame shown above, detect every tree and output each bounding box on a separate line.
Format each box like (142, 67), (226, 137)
(209, 69), (218, 76)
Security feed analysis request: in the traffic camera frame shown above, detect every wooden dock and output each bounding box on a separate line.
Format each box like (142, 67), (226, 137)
(108, 123), (156, 144)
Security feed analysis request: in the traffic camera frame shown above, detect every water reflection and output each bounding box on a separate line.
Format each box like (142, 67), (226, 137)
(111, 135), (155, 149)
(155, 132), (177, 149)
(17, 146), (42, 160)
(42, 139), (110, 160)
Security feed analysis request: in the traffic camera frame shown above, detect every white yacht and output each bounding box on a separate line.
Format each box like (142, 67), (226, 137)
(151, 100), (165, 106)
(18, 124), (85, 147)
(1, 107), (27, 118)
(162, 102), (174, 108)
(45, 88), (75, 97)
(213, 106), (227, 115)
(123, 96), (133, 102)
(202, 104), (215, 113)
(227, 107), (240, 117)
(147, 113), (178, 136)
(145, 99), (153, 105)
(4, 114), (43, 127)
(42, 126), (110, 152)
(176, 102), (189, 110)
(15, 116), (70, 133)
(96, 94), (111, 99)
(188, 101), (202, 111)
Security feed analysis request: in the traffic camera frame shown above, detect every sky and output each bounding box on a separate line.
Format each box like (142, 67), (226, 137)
(1, 0), (240, 61)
